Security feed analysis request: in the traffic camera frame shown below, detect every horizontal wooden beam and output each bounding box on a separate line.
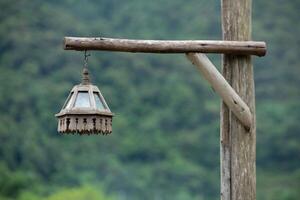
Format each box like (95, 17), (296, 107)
(186, 53), (252, 130)
(64, 37), (266, 56)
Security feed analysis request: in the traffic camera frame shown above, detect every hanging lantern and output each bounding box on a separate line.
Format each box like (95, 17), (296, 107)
(55, 52), (113, 135)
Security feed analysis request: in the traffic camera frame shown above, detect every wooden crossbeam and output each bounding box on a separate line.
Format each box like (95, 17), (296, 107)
(64, 37), (266, 56)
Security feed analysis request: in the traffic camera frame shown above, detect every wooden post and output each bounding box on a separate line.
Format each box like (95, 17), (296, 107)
(221, 0), (256, 200)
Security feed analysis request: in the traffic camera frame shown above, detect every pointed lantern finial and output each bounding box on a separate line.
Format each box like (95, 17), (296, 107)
(81, 67), (90, 85)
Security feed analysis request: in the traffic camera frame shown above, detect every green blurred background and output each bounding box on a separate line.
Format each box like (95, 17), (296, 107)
(0, 0), (299, 199)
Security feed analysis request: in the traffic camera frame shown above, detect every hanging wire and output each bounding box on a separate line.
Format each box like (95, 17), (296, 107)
(82, 50), (91, 84)
(84, 50), (91, 69)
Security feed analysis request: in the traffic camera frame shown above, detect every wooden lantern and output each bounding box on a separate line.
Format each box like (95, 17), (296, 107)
(55, 68), (113, 135)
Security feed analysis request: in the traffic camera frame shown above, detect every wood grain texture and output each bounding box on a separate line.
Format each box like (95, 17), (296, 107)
(63, 37), (266, 56)
(221, 0), (256, 200)
(186, 53), (252, 129)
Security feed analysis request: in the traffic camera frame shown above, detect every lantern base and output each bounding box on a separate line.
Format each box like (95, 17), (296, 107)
(57, 115), (112, 135)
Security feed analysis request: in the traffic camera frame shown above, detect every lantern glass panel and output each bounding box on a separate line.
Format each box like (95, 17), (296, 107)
(74, 91), (91, 107)
(93, 92), (106, 111)
(63, 92), (74, 109)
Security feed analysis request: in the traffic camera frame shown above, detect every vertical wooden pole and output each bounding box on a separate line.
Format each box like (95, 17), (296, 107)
(221, 0), (256, 200)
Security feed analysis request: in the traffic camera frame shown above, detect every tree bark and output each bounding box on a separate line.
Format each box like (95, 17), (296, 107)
(221, 0), (256, 200)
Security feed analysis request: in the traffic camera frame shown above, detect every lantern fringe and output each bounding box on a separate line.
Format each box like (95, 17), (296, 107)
(57, 115), (112, 135)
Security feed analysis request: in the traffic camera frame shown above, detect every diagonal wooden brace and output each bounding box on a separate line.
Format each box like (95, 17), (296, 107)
(186, 53), (252, 130)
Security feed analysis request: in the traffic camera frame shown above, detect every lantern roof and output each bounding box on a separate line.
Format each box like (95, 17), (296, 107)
(56, 67), (113, 117)
(55, 83), (113, 118)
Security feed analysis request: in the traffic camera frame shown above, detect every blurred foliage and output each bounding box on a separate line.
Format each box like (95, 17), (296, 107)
(18, 185), (116, 200)
(0, 0), (299, 199)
